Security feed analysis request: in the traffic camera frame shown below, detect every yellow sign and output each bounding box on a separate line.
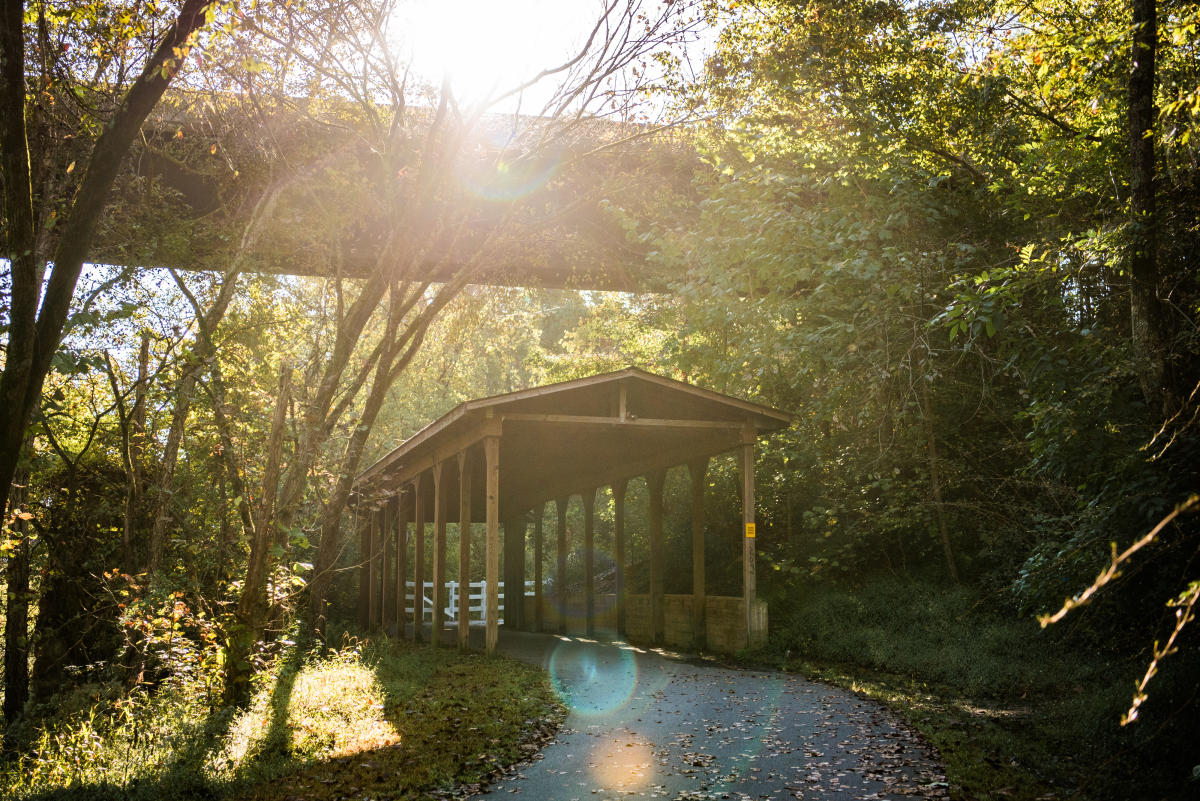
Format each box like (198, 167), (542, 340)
(745, 523), (756, 539)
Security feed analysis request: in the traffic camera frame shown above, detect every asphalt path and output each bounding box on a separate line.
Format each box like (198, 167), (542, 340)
(471, 630), (946, 801)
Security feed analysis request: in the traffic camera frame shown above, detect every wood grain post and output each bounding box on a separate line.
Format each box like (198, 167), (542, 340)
(533, 504), (544, 632)
(381, 497), (394, 634)
(583, 487), (596, 636)
(485, 435), (500, 655)
(413, 474), (426, 642)
(689, 457), (709, 650)
(741, 426), (758, 646)
(432, 461), (447, 647)
(647, 468), (666, 645)
(358, 515), (370, 630)
(503, 514), (524, 630)
(555, 496), (568, 634)
(458, 449), (472, 651)
(368, 507), (381, 631)
(613, 479), (627, 636)
(395, 492), (408, 638)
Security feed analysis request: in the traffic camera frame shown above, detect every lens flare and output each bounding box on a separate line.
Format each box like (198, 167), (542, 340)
(457, 141), (566, 203)
(547, 639), (639, 716)
(590, 737), (654, 792)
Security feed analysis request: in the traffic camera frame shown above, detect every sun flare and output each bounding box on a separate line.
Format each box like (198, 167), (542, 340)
(392, 0), (604, 105)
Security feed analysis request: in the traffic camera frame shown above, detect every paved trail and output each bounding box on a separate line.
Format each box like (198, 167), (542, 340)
(473, 631), (946, 801)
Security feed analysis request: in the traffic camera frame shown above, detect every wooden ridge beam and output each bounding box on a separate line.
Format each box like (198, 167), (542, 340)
(502, 413), (745, 430)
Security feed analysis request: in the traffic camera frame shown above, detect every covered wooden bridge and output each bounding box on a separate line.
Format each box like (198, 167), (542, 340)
(352, 368), (791, 654)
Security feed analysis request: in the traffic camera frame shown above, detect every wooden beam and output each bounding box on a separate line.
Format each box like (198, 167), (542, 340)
(357, 517), (370, 630)
(613, 479), (627, 636)
(368, 507), (381, 631)
(502, 413), (745, 430)
(458, 449), (472, 651)
(485, 435), (500, 655)
(533, 505), (544, 633)
(394, 493), (407, 637)
(432, 461), (447, 647)
(555, 496), (568, 634)
(504, 515), (525, 630)
(413, 473), (426, 643)
(741, 428), (757, 645)
(381, 496), (394, 634)
(506, 433), (740, 514)
(647, 469), (666, 645)
(361, 416), (502, 495)
(583, 487), (596, 637)
(356, 370), (792, 500)
(689, 457), (708, 651)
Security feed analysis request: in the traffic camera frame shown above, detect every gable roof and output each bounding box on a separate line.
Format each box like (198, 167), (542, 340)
(355, 368), (791, 514)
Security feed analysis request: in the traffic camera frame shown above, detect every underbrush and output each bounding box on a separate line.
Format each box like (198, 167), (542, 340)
(755, 577), (1199, 801)
(1, 636), (563, 801)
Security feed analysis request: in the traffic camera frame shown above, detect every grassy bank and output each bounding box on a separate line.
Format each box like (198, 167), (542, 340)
(752, 578), (1198, 801)
(1, 636), (563, 800)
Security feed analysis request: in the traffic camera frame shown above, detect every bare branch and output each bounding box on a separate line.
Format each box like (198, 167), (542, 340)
(1039, 494), (1199, 627)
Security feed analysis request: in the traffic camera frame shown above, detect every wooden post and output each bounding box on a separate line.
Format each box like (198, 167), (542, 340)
(741, 426), (758, 646)
(485, 435), (500, 654)
(689, 457), (709, 650)
(381, 496), (394, 634)
(368, 507), (381, 631)
(647, 469), (666, 645)
(458, 449), (472, 651)
(583, 487), (596, 637)
(613, 479), (627, 636)
(358, 515), (370, 630)
(503, 515), (524, 630)
(533, 504), (544, 632)
(394, 493), (407, 637)
(413, 474), (426, 642)
(432, 461), (447, 647)
(555, 496), (568, 634)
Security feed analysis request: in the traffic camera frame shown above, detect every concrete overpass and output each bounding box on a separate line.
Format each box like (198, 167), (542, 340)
(87, 95), (702, 292)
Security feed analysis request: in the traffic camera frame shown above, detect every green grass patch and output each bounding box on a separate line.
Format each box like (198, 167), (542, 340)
(229, 646), (564, 800)
(1, 636), (564, 801)
(754, 577), (1197, 801)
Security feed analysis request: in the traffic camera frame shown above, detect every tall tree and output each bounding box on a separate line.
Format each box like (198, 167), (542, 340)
(0, 0), (223, 577)
(1128, 0), (1171, 413)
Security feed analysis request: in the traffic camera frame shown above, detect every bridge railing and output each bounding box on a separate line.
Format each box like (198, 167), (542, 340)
(402, 580), (536, 625)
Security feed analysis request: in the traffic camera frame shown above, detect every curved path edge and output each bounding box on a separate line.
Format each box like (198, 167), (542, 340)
(470, 630), (947, 801)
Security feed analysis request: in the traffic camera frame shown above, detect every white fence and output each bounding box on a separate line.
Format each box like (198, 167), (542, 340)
(401, 580), (535, 624)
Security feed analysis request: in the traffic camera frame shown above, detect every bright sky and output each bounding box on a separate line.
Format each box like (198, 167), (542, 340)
(391, 0), (713, 113)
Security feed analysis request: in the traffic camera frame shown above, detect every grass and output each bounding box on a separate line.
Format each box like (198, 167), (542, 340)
(1, 635), (564, 801)
(751, 577), (1199, 801)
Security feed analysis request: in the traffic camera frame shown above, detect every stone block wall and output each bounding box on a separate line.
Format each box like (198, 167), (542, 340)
(623, 593), (767, 654)
(527, 593), (618, 634)
(625, 594), (653, 642)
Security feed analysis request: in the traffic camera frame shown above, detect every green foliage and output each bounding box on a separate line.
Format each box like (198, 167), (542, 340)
(766, 577), (1091, 697)
(5, 0), (1200, 795)
(757, 577), (1198, 800)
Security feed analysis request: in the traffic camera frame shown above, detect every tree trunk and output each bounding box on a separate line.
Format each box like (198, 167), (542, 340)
(921, 382), (960, 585)
(0, 0), (216, 524)
(3, 474), (32, 736)
(147, 273), (240, 577)
(223, 365), (291, 707)
(0, 0), (40, 537)
(1128, 0), (1171, 414)
(306, 282), (459, 638)
(122, 333), (151, 573)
